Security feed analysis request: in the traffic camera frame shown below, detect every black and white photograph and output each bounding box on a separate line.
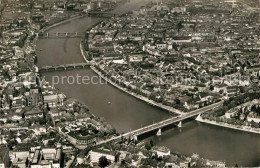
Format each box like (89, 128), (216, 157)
(0, 0), (260, 167)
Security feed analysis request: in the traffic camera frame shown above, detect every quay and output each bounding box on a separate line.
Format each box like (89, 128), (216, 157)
(196, 115), (260, 135)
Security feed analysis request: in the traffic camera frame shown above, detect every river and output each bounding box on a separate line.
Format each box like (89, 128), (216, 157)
(36, 0), (260, 166)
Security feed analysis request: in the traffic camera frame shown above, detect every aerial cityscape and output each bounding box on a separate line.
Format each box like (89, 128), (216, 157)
(0, 0), (260, 167)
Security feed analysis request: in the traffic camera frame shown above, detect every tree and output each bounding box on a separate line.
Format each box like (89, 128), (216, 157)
(175, 98), (181, 105)
(121, 160), (126, 165)
(150, 139), (154, 147)
(80, 128), (89, 136)
(61, 118), (66, 122)
(239, 87), (245, 93)
(99, 156), (109, 168)
(209, 85), (214, 91)
(46, 103), (50, 112)
(47, 140), (56, 147)
(38, 117), (46, 125)
(6, 119), (12, 124)
(177, 21), (183, 32)
(145, 141), (152, 150)
(13, 89), (20, 97)
(2, 69), (10, 79)
(7, 140), (17, 150)
(219, 90), (224, 94)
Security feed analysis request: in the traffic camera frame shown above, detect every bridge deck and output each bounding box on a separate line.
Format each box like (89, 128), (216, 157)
(39, 63), (92, 72)
(38, 32), (86, 39)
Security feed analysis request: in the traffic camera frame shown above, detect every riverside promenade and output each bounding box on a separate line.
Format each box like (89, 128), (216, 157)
(79, 37), (185, 116)
(90, 66), (185, 115)
(196, 115), (260, 135)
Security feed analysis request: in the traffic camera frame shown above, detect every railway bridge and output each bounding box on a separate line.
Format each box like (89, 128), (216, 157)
(38, 32), (86, 39)
(38, 63), (92, 72)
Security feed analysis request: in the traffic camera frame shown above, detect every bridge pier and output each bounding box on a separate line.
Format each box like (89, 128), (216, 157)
(156, 129), (162, 136)
(56, 32), (59, 37)
(75, 32), (78, 38)
(178, 121), (182, 128)
(133, 135), (138, 141)
(66, 32), (68, 37)
(38, 63), (91, 72)
(46, 33), (49, 38)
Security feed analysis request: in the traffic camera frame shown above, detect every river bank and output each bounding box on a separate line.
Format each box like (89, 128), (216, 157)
(79, 40), (89, 63)
(196, 115), (260, 134)
(92, 65), (185, 115)
(40, 14), (85, 33)
(79, 31), (184, 116)
(78, 24), (185, 116)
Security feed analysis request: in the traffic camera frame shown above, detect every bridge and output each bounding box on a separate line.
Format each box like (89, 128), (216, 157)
(38, 32), (86, 39)
(87, 11), (118, 18)
(94, 100), (224, 147)
(60, 100), (223, 149)
(38, 63), (92, 72)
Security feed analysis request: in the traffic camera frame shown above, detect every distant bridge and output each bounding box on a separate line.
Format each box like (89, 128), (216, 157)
(95, 101), (223, 147)
(38, 63), (92, 72)
(87, 11), (118, 18)
(38, 32), (86, 39)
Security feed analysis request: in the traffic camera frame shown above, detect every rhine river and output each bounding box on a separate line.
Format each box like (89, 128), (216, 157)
(36, 0), (260, 166)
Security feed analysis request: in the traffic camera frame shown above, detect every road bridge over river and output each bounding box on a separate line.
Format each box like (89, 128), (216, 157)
(61, 101), (223, 149)
(38, 63), (92, 72)
(95, 100), (223, 147)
